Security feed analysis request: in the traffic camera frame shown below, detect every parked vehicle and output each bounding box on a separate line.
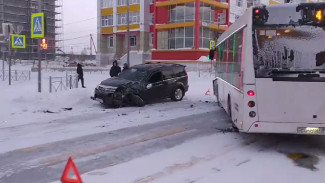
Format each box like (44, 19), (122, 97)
(63, 61), (78, 67)
(92, 63), (189, 107)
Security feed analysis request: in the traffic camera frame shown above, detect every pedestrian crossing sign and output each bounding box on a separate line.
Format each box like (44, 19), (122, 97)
(31, 13), (45, 38)
(11, 34), (26, 49)
(209, 40), (216, 50)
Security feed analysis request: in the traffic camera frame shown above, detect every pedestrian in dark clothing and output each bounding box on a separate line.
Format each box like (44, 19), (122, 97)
(209, 48), (216, 61)
(122, 63), (129, 72)
(77, 63), (86, 88)
(110, 60), (121, 77)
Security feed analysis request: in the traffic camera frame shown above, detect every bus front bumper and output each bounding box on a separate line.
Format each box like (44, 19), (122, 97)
(247, 121), (325, 135)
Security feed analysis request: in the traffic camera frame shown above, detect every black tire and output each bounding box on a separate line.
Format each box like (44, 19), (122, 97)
(227, 95), (232, 119)
(215, 84), (220, 106)
(130, 94), (145, 107)
(227, 95), (237, 130)
(171, 87), (184, 101)
(105, 91), (123, 108)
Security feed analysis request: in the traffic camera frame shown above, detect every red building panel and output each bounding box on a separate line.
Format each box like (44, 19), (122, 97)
(150, 25), (154, 33)
(150, 4), (155, 13)
(152, 50), (209, 60)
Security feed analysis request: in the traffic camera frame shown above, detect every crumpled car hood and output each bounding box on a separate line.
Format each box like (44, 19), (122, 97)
(101, 77), (133, 87)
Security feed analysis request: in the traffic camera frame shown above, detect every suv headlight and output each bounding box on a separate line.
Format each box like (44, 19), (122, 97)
(96, 82), (102, 89)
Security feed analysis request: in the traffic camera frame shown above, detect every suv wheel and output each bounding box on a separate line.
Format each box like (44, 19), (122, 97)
(130, 94), (145, 107)
(171, 87), (184, 101)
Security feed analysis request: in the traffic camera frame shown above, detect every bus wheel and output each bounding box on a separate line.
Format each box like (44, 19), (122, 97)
(227, 95), (232, 119)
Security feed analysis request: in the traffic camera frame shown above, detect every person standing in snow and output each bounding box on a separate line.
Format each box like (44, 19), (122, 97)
(77, 63), (86, 88)
(110, 60), (121, 77)
(122, 63), (129, 72)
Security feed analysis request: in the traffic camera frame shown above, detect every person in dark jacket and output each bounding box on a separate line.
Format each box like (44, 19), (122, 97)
(77, 63), (86, 88)
(122, 63), (129, 72)
(110, 60), (121, 77)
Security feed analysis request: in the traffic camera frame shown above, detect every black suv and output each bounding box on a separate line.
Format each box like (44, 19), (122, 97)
(92, 63), (189, 107)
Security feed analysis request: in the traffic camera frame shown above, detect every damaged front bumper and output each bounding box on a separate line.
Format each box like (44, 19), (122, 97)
(92, 85), (118, 105)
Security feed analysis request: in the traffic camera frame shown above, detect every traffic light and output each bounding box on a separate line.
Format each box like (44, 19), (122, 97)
(253, 7), (269, 25)
(41, 38), (48, 50)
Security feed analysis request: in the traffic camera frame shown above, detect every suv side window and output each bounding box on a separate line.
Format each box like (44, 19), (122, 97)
(162, 70), (173, 80)
(149, 72), (163, 83)
(172, 66), (186, 77)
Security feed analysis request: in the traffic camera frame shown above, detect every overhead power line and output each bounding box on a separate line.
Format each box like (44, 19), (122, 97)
(64, 17), (97, 26)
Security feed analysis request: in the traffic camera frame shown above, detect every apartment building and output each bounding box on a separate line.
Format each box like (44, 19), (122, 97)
(97, 0), (155, 66)
(151, 0), (230, 61)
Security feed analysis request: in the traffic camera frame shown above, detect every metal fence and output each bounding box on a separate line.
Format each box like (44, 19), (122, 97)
(0, 70), (31, 81)
(49, 74), (78, 93)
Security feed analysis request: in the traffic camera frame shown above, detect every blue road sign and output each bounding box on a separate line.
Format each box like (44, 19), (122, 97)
(11, 34), (26, 49)
(31, 13), (45, 38)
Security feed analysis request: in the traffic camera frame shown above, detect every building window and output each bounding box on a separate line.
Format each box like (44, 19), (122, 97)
(130, 36), (136, 46)
(150, 13), (154, 25)
(237, 0), (242, 7)
(150, 33), (154, 46)
(102, 15), (113, 27)
(200, 27), (214, 49)
(217, 11), (226, 25)
(101, 0), (113, 8)
(118, 0), (140, 6)
(169, 3), (195, 23)
(108, 36), (114, 47)
(117, 12), (140, 25)
(168, 27), (194, 49)
(200, 3), (215, 24)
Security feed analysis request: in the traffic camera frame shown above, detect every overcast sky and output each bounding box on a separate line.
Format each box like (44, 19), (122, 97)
(63, 0), (97, 55)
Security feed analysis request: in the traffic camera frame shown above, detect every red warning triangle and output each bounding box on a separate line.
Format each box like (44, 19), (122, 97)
(61, 157), (83, 183)
(205, 88), (211, 95)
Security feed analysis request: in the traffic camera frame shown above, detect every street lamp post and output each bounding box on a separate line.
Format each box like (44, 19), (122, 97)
(127, 0), (130, 67)
(37, 0), (42, 92)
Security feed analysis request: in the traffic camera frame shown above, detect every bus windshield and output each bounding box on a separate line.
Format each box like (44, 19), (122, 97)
(253, 25), (325, 80)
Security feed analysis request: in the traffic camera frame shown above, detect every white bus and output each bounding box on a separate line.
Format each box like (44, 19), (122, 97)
(213, 3), (325, 135)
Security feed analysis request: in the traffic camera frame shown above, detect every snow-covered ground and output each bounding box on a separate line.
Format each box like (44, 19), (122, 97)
(0, 64), (216, 153)
(60, 134), (325, 183)
(2, 63), (325, 183)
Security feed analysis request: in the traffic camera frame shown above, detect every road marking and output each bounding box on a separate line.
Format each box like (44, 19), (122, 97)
(19, 142), (58, 152)
(43, 126), (190, 166)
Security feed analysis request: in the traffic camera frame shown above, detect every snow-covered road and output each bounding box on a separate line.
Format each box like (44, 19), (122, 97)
(1, 65), (325, 183)
(0, 110), (231, 183)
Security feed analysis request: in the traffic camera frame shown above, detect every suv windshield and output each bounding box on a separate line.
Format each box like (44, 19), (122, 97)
(253, 25), (325, 80)
(118, 68), (148, 81)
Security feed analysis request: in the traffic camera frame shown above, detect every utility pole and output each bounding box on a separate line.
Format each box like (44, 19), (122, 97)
(127, 0), (130, 67)
(90, 34), (97, 54)
(38, 0), (42, 92)
(2, 52), (4, 81)
(8, 26), (11, 86)
(2, 4), (5, 81)
(90, 34), (92, 56)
